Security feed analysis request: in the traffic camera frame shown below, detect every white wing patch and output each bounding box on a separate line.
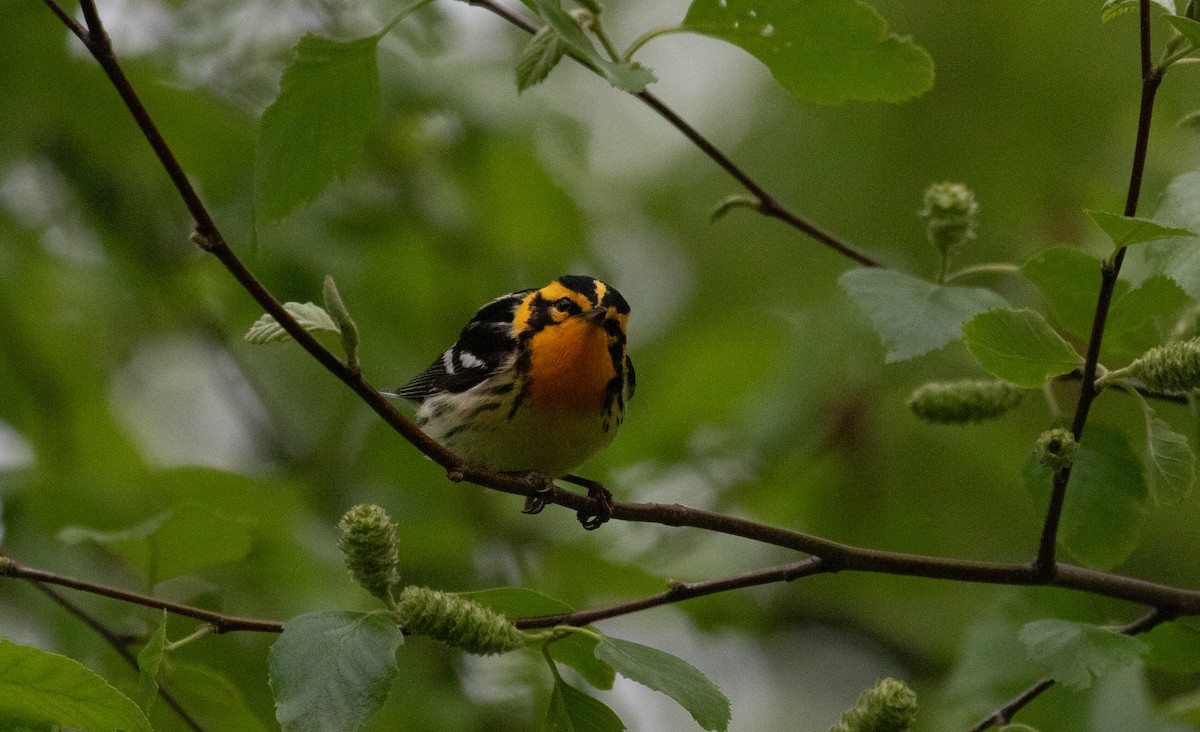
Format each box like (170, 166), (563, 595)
(458, 350), (485, 369)
(441, 349), (456, 375)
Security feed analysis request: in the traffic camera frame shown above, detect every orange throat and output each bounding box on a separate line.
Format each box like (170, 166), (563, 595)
(526, 319), (615, 413)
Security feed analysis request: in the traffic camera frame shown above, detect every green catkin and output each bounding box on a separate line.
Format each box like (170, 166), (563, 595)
(396, 586), (530, 655)
(907, 380), (1023, 424)
(337, 504), (401, 602)
(919, 182), (979, 256)
(1036, 428), (1078, 471)
(1129, 339), (1200, 393)
(830, 678), (918, 732)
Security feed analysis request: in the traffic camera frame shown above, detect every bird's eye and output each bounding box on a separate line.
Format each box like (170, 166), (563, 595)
(552, 297), (575, 312)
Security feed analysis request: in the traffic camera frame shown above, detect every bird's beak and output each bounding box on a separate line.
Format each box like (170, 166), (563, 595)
(582, 306), (607, 325)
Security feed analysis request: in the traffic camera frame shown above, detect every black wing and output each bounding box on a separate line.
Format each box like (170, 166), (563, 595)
(387, 289), (533, 403)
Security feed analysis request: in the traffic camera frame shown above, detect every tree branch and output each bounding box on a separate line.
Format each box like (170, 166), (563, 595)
(30, 581), (207, 731)
(465, 0), (882, 268)
(1035, 0), (1162, 577)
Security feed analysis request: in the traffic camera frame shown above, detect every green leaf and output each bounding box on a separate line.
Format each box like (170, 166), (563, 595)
(549, 633), (616, 691)
(1101, 0), (1176, 23)
(1021, 247), (1114, 340)
(1143, 622), (1200, 673)
(681, 0), (934, 104)
(1139, 171), (1200, 300)
(1019, 619), (1147, 690)
(1025, 423), (1149, 569)
(1166, 14), (1200, 47)
(543, 678), (626, 732)
(517, 26), (569, 91)
(1085, 210), (1196, 251)
(322, 275), (359, 369)
(136, 612), (169, 714)
(0, 639), (152, 732)
(517, 0), (656, 93)
(58, 502), (254, 583)
(964, 309), (1082, 387)
(839, 268), (1009, 363)
(1105, 276), (1190, 355)
(594, 637), (730, 732)
(1143, 410), (1195, 504)
(269, 611), (405, 732)
(245, 302), (340, 345)
(255, 34), (381, 223)
(158, 662), (268, 732)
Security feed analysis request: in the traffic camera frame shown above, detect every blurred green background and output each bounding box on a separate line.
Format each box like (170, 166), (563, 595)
(2, 0), (1200, 729)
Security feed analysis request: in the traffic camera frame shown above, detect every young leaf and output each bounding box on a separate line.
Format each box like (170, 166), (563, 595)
(1166, 14), (1200, 48)
(517, 0), (656, 93)
(269, 611), (404, 732)
(543, 678), (626, 732)
(839, 268), (1009, 363)
(595, 636), (731, 732)
(964, 309), (1082, 388)
(1025, 423), (1148, 569)
(0, 639), (153, 732)
(1138, 171), (1200, 300)
(681, 0), (933, 104)
(135, 612), (169, 714)
(1144, 412), (1195, 504)
(322, 275), (360, 370)
(1018, 619), (1147, 690)
(1021, 247), (1119, 340)
(518, 26), (569, 91)
(59, 503), (254, 584)
(255, 34), (381, 223)
(1085, 210), (1196, 251)
(1100, 0), (1177, 23)
(245, 302), (340, 345)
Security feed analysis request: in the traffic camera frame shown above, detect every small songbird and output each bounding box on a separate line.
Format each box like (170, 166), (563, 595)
(387, 275), (634, 527)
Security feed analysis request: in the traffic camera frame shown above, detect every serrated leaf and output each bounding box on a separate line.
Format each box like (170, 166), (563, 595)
(58, 502), (253, 583)
(1019, 619), (1147, 690)
(595, 637), (730, 732)
(1105, 275), (1190, 355)
(0, 639), (152, 732)
(1138, 172), (1200, 300)
(1143, 622), (1200, 673)
(840, 268), (1009, 363)
(1101, 0), (1176, 23)
(517, 0), (655, 93)
(543, 678), (626, 732)
(964, 309), (1082, 387)
(517, 26), (569, 91)
(245, 302), (340, 345)
(1086, 210), (1196, 251)
(269, 611), (404, 732)
(255, 34), (381, 223)
(1144, 412), (1195, 504)
(136, 612), (168, 714)
(1025, 423), (1148, 569)
(681, 0), (933, 104)
(1167, 14), (1200, 47)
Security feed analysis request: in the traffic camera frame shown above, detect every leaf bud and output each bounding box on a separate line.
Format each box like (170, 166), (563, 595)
(395, 586), (530, 655)
(1035, 428), (1078, 471)
(830, 677), (918, 732)
(1129, 338), (1200, 393)
(907, 380), (1023, 424)
(919, 182), (979, 256)
(337, 504), (401, 603)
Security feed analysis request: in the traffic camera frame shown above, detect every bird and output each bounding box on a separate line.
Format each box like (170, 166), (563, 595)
(386, 275), (634, 528)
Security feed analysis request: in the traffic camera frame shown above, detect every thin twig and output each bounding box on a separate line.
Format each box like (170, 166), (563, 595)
(30, 581), (207, 732)
(466, 0), (882, 268)
(965, 607), (1171, 731)
(1035, 0), (1162, 577)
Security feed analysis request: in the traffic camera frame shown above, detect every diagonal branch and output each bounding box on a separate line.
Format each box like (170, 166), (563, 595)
(1034, 0), (1162, 577)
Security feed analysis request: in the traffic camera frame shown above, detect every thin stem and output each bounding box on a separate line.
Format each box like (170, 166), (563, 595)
(590, 22), (623, 64)
(622, 25), (688, 62)
(29, 581), (207, 732)
(466, 0), (882, 268)
(165, 623), (216, 652)
(1035, 0), (1161, 578)
(377, 0), (436, 39)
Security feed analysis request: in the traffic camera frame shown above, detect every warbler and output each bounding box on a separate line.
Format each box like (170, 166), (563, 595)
(387, 275), (634, 527)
